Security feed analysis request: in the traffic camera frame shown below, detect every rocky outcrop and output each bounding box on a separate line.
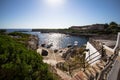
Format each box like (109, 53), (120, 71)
(27, 35), (39, 50)
(37, 48), (49, 56)
(41, 49), (48, 56)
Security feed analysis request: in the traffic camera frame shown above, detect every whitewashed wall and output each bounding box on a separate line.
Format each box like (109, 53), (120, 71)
(114, 33), (120, 51)
(85, 42), (101, 65)
(106, 32), (120, 80)
(107, 60), (120, 80)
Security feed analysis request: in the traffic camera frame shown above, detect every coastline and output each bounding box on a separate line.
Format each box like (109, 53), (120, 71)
(32, 29), (96, 37)
(32, 29), (117, 38)
(36, 31), (117, 40)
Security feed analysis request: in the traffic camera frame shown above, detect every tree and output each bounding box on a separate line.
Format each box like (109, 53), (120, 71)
(109, 21), (118, 28)
(0, 29), (6, 35)
(104, 23), (109, 29)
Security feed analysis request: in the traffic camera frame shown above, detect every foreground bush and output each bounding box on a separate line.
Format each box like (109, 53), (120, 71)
(0, 35), (54, 80)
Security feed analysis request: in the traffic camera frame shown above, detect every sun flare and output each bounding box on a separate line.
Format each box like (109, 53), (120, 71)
(44, 0), (66, 7)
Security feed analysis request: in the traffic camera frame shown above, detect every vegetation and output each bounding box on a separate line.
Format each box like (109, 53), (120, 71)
(73, 21), (120, 35)
(109, 21), (118, 28)
(0, 29), (6, 35)
(8, 32), (30, 42)
(57, 47), (86, 74)
(32, 21), (120, 35)
(8, 32), (30, 38)
(0, 33), (55, 80)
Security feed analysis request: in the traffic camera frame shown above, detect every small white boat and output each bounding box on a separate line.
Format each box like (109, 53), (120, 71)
(74, 41), (78, 46)
(74, 41), (78, 44)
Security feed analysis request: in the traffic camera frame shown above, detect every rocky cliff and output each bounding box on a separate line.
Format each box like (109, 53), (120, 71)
(27, 35), (39, 50)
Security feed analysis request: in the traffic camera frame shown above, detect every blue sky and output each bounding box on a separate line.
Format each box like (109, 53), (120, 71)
(0, 0), (120, 29)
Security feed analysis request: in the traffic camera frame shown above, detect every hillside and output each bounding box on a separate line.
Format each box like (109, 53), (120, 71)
(0, 33), (55, 80)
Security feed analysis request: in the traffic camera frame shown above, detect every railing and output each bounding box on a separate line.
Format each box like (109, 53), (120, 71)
(82, 33), (120, 80)
(81, 47), (105, 73)
(86, 55), (101, 65)
(85, 48), (103, 60)
(85, 44), (106, 65)
(97, 48), (119, 80)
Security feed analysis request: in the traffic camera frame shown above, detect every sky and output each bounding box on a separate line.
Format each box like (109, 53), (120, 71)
(0, 0), (120, 29)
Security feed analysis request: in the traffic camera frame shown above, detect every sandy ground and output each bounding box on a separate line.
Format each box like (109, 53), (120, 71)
(37, 47), (72, 79)
(37, 47), (68, 66)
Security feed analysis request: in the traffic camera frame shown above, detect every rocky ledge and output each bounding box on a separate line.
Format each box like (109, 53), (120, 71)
(27, 35), (39, 50)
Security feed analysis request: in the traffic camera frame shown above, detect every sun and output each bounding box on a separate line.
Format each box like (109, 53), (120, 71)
(44, 0), (66, 7)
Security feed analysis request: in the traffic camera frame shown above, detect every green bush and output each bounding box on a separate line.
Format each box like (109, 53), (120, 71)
(0, 35), (54, 80)
(8, 32), (30, 38)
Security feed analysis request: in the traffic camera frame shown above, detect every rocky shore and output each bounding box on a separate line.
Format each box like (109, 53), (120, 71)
(27, 35), (39, 50)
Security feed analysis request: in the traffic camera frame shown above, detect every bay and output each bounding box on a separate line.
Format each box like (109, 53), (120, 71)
(37, 32), (88, 49)
(7, 30), (89, 49)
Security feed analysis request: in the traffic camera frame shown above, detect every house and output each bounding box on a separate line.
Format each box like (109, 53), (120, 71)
(70, 26), (89, 30)
(89, 24), (105, 30)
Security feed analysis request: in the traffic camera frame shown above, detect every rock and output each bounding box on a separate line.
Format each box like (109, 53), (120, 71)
(41, 49), (48, 56)
(54, 49), (58, 53)
(41, 43), (46, 47)
(62, 53), (67, 58)
(43, 60), (57, 66)
(27, 35), (39, 50)
(67, 44), (72, 48)
(46, 43), (53, 48)
(59, 50), (63, 53)
(37, 48), (48, 56)
(37, 48), (42, 54)
(62, 49), (71, 58)
(62, 48), (75, 59)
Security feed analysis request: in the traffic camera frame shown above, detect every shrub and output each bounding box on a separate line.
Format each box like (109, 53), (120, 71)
(0, 35), (55, 80)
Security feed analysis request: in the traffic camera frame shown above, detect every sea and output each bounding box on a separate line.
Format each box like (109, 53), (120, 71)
(6, 29), (88, 49)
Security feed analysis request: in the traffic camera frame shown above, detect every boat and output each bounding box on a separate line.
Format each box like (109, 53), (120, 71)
(74, 41), (78, 46)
